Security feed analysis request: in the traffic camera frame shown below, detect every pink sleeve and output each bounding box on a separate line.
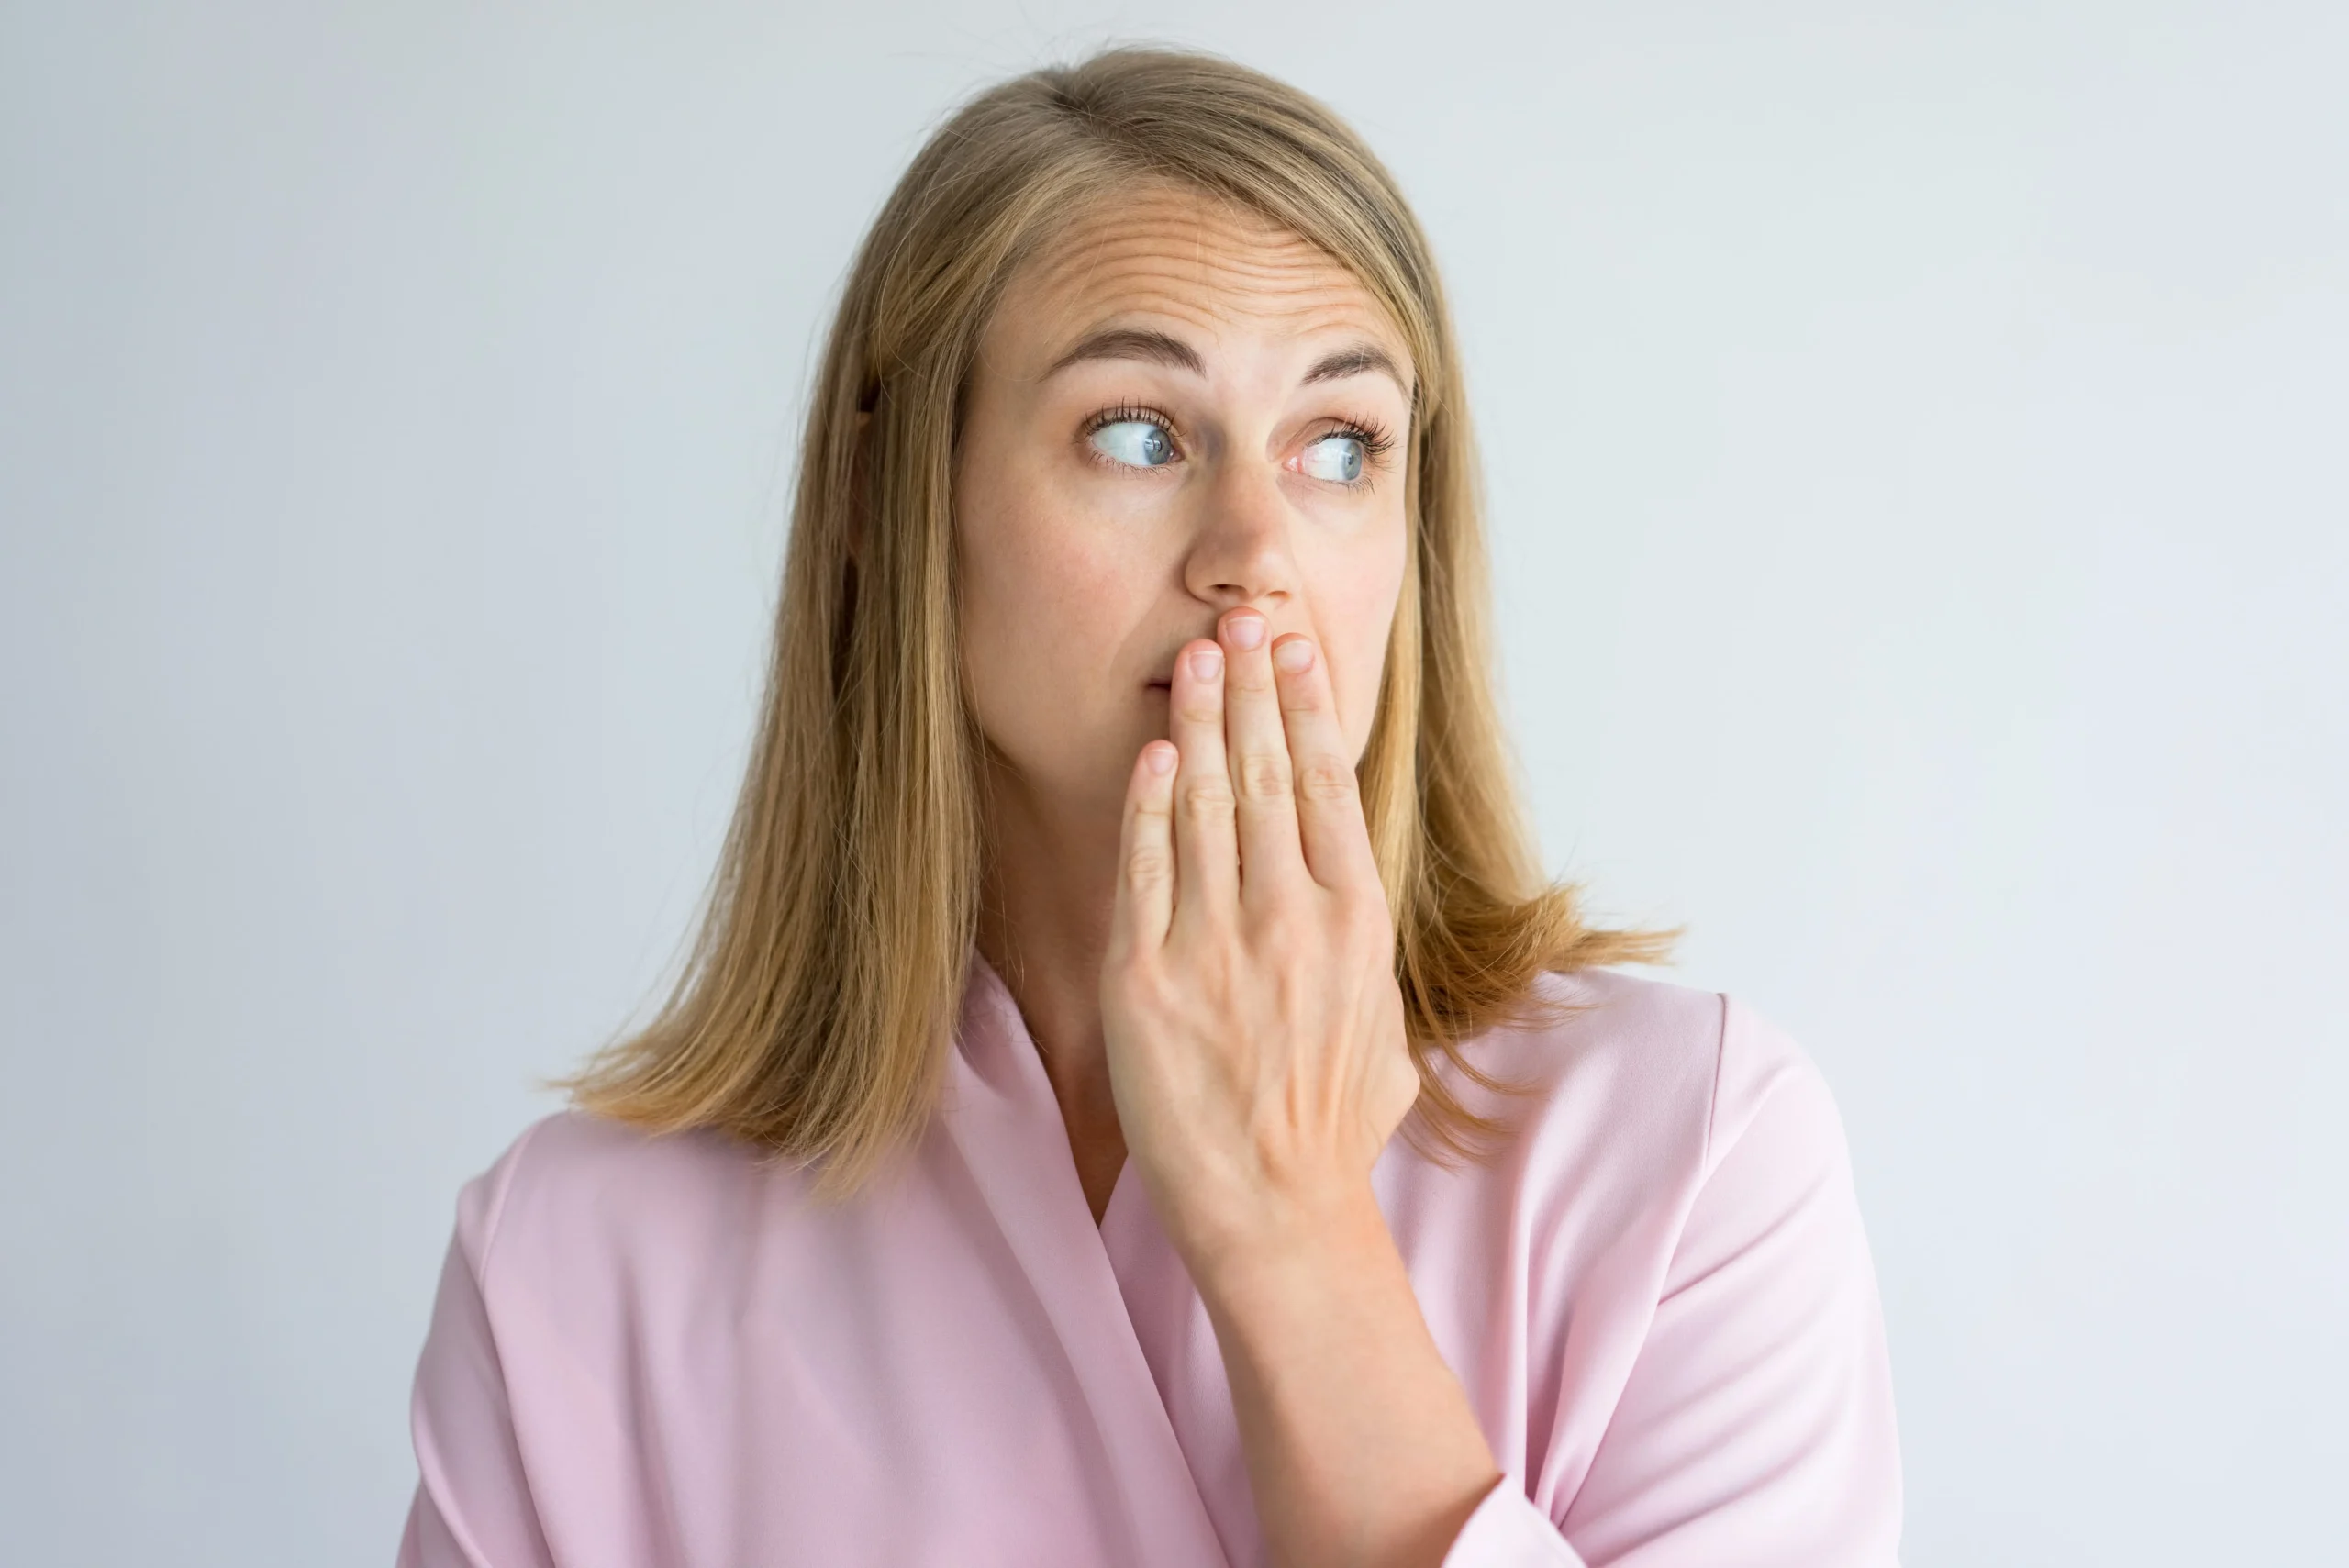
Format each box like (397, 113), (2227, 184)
(1442, 1474), (1592, 1565)
(1447, 1000), (1903, 1567)
(394, 1127), (559, 1568)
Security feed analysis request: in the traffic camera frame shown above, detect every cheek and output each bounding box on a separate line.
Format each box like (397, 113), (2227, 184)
(953, 450), (1150, 757)
(955, 462), (1058, 728)
(1313, 523), (1411, 752)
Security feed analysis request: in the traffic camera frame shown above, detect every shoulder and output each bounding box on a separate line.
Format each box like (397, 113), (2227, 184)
(1428, 966), (1851, 1219)
(1464, 976), (1903, 1555)
(444, 1108), (787, 1296)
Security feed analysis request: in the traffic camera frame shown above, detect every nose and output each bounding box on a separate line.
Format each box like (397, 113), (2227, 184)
(1181, 457), (1297, 613)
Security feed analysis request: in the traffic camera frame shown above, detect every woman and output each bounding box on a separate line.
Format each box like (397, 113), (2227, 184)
(397, 46), (1902, 1568)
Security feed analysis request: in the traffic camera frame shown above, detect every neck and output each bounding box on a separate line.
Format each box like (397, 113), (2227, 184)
(974, 755), (1128, 1201)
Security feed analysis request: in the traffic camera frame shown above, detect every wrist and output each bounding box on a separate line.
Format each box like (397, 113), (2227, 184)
(1177, 1177), (1396, 1326)
(1181, 1180), (1505, 1568)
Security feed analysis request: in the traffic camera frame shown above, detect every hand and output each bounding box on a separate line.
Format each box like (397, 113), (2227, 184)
(1099, 606), (1420, 1269)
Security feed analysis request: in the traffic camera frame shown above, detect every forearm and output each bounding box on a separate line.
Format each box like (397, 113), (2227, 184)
(1191, 1185), (1502, 1568)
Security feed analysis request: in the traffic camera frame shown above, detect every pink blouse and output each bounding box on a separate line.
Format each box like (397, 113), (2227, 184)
(397, 955), (1901, 1566)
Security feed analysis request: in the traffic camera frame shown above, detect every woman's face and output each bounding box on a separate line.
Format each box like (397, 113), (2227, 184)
(954, 185), (1415, 833)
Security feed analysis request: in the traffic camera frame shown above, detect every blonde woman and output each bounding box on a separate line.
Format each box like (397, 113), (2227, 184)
(396, 47), (1902, 1568)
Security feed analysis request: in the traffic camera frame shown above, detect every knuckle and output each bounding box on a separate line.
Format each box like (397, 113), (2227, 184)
(1295, 759), (1357, 803)
(1180, 778), (1236, 822)
(1256, 906), (1308, 951)
(1125, 847), (1174, 890)
(1237, 752), (1293, 800)
(1339, 893), (1394, 945)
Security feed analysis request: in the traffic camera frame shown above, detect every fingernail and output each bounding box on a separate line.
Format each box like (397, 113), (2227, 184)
(1188, 646), (1223, 680)
(1144, 742), (1175, 775)
(1273, 637), (1315, 673)
(1223, 614), (1265, 651)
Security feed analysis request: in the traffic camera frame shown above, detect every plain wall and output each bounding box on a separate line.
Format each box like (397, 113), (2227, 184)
(3, 2), (2342, 1562)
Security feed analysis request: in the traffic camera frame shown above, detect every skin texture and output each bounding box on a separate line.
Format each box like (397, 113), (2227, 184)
(953, 186), (1499, 1568)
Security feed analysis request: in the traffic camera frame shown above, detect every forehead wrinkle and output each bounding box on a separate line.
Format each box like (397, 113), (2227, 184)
(1008, 195), (1403, 361)
(1015, 278), (1397, 398)
(1040, 225), (1351, 310)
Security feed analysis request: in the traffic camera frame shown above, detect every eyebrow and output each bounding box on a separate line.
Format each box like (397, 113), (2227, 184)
(1301, 343), (1407, 393)
(1045, 327), (1205, 378)
(1043, 327), (1409, 395)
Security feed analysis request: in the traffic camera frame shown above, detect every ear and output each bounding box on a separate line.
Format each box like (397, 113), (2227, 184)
(846, 408), (874, 567)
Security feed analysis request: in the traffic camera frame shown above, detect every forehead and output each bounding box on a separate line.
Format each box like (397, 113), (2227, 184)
(985, 184), (1409, 375)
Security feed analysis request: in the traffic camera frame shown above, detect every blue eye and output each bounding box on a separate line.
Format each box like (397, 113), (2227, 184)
(1089, 418), (1175, 469)
(1299, 433), (1365, 484)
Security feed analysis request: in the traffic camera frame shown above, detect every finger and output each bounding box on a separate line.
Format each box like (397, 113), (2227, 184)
(1108, 740), (1179, 955)
(1270, 632), (1380, 893)
(1218, 608), (1306, 899)
(1167, 638), (1239, 923)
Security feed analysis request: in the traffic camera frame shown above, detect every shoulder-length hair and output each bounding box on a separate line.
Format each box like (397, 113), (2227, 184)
(551, 45), (1680, 1197)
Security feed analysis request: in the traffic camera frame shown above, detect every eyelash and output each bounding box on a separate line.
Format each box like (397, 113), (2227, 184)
(1077, 403), (1398, 488)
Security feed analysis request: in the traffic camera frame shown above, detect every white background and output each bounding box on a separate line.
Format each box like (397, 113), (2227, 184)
(3, 3), (2342, 1562)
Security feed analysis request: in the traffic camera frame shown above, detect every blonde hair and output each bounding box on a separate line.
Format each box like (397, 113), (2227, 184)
(551, 45), (1680, 1196)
